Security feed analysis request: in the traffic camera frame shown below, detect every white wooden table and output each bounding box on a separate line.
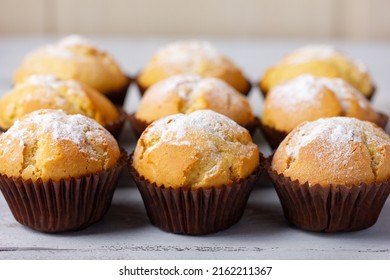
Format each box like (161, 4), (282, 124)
(0, 37), (389, 260)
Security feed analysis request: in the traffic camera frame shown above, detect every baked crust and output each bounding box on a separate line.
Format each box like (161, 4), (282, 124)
(135, 74), (255, 127)
(13, 35), (129, 95)
(137, 41), (251, 94)
(133, 110), (259, 189)
(272, 117), (390, 186)
(0, 109), (121, 181)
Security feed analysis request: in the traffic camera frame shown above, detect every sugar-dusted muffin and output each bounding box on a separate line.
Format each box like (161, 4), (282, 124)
(267, 117), (390, 232)
(0, 75), (125, 137)
(130, 74), (256, 137)
(0, 109), (126, 232)
(13, 35), (130, 105)
(130, 110), (261, 235)
(260, 45), (374, 99)
(136, 41), (251, 95)
(260, 74), (387, 149)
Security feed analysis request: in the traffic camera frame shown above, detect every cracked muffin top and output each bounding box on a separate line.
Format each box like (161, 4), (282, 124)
(13, 35), (129, 95)
(132, 110), (259, 189)
(137, 41), (251, 94)
(0, 109), (120, 181)
(0, 75), (119, 130)
(262, 74), (381, 133)
(135, 74), (255, 127)
(260, 45), (374, 98)
(272, 117), (390, 186)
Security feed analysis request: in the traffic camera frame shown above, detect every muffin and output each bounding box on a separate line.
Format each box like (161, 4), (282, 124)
(260, 74), (387, 149)
(136, 41), (251, 95)
(0, 109), (126, 232)
(0, 75), (125, 137)
(260, 45), (375, 99)
(13, 35), (130, 105)
(267, 117), (390, 232)
(129, 110), (261, 235)
(130, 74), (256, 137)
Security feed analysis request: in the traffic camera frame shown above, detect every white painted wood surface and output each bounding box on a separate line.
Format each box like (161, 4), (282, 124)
(0, 37), (389, 260)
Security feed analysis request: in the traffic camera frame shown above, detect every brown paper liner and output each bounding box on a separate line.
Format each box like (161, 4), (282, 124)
(128, 155), (262, 235)
(136, 75), (252, 96)
(377, 112), (389, 130)
(128, 113), (150, 138)
(104, 75), (132, 106)
(265, 159), (390, 232)
(128, 113), (258, 139)
(104, 107), (127, 139)
(0, 151), (127, 233)
(259, 121), (288, 150)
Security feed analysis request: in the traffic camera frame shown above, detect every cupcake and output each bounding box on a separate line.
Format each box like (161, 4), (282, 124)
(129, 110), (261, 235)
(0, 75), (125, 137)
(260, 75), (387, 149)
(267, 117), (390, 232)
(136, 41), (251, 95)
(0, 109), (126, 232)
(13, 35), (130, 105)
(260, 45), (375, 99)
(130, 74), (256, 137)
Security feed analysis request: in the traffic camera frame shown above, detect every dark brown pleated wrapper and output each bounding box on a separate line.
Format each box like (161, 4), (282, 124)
(259, 112), (388, 151)
(104, 107), (127, 139)
(128, 113), (258, 139)
(0, 151), (127, 233)
(259, 121), (288, 150)
(377, 112), (389, 130)
(265, 160), (390, 232)
(103, 75), (132, 106)
(136, 76), (253, 96)
(128, 157), (262, 235)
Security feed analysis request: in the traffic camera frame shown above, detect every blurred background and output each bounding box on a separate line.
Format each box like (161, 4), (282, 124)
(0, 0), (389, 39)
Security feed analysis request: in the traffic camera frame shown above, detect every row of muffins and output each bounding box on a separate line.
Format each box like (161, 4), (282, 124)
(0, 35), (389, 235)
(0, 108), (388, 234)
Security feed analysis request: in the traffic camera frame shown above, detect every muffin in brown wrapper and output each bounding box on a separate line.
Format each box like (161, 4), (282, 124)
(129, 113), (258, 139)
(104, 75), (132, 106)
(0, 151), (127, 233)
(260, 111), (389, 151)
(265, 159), (390, 232)
(129, 160), (262, 235)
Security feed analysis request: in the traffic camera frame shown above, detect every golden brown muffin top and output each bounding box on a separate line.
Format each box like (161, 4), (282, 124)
(133, 110), (259, 189)
(135, 74), (255, 126)
(137, 41), (250, 94)
(260, 45), (373, 97)
(262, 74), (380, 132)
(0, 109), (120, 182)
(0, 75), (119, 130)
(13, 35), (128, 94)
(272, 117), (390, 186)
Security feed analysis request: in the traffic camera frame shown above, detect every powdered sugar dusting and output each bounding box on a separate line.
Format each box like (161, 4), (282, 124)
(153, 41), (224, 72)
(17, 75), (87, 106)
(268, 75), (324, 109)
(285, 117), (389, 160)
(268, 74), (372, 112)
(29, 35), (102, 59)
(58, 35), (99, 49)
(282, 45), (370, 75)
(146, 110), (246, 145)
(6, 110), (109, 154)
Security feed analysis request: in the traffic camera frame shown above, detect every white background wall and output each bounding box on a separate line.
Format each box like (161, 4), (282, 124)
(0, 0), (389, 39)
